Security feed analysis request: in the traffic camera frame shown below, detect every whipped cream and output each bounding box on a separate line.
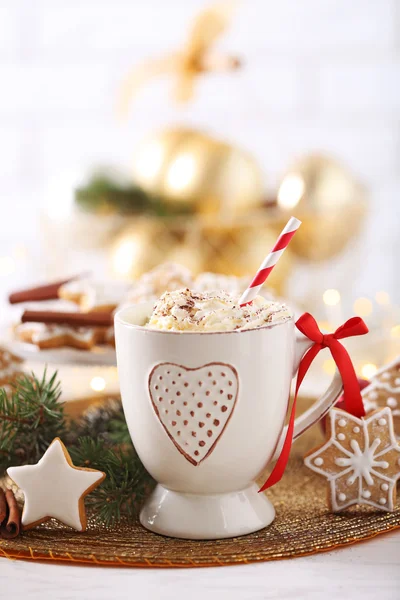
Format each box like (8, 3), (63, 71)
(146, 289), (291, 332)
(124, 263), (275, 306)
(124, 263), (193, 305)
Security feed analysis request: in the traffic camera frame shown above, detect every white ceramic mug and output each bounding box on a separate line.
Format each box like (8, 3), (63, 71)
(115, 302), (342, 540)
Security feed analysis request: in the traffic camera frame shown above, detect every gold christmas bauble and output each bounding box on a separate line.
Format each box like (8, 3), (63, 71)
(111, 219), (178, 279)
(276, 154), (367, 261)
(202, 220), (292, 294)
(166, 240), (204, 275)
(110, 214), (293, 294)
(132, 128), (264, 216)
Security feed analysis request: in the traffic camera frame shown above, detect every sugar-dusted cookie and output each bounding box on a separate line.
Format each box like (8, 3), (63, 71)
(14, 303), (115, 352)
(0, 346), (25, 391)
(104, 326), (115, 347)
(7, 438), (105, 531)
(59, 279), (129, 313)
(361, 357), (400, 438)
(15, 323), (108, 350)
(304, 407), (400, 512)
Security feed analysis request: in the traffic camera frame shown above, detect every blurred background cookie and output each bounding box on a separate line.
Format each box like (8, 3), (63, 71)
(362, 358), (400, 439)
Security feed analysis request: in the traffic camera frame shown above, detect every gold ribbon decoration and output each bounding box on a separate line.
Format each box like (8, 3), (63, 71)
(118, 1), (241, 116)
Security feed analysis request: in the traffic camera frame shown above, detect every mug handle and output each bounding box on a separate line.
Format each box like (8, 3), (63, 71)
(271, 329), (343, 461)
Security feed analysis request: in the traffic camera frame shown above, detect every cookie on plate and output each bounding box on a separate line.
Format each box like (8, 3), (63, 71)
(15, 323), (108, 350)
(0, 346), (25, 391)
(59, 280), (129, 313)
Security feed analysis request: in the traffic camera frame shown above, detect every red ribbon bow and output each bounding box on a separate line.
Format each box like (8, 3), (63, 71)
(259, 313), (369, 493)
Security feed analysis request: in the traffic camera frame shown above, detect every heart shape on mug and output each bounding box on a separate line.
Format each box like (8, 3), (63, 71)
(148, 362), (239, 465)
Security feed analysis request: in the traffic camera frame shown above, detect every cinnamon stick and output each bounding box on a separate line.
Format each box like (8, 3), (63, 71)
(0, 489), (6, 525)
(0, 490), (21, 539)
(21, 310), (113, 328)
(8, 273), (88, 304)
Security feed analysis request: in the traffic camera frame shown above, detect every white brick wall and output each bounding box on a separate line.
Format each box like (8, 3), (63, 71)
(0, 0), (398, 300)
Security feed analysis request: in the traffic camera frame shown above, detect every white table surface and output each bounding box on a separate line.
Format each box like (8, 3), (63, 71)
(0, 531), (399, 600)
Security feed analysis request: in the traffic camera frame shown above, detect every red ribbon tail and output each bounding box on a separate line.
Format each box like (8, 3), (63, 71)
(258, 313), (368, 493)
(329, 339), (365, 418)
(258, 345), (320, 493)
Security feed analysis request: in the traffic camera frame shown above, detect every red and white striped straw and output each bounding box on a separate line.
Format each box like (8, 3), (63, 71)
(239, 216), (301, 306)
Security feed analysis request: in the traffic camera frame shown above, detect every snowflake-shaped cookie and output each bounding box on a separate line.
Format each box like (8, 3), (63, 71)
(362, 357), (400, 439)
(304, 407), (400, 512)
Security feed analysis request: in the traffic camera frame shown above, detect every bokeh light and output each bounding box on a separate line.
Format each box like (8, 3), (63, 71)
(90, 377), (106, 392)
(375, 291), (390, 305)
(323, 289), (341, 306)
(353, 297), (373, 317)
(361, 363), (377, 379)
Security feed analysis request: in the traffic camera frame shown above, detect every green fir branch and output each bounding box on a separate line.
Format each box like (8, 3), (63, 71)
(0, 369), (65, 472)
(0, 371), (154, 526)
(68, 437), (154, 525)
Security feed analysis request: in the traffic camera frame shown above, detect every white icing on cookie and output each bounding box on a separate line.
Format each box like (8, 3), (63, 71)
(15, 322), (99, 348)
(334, 438), (389, 486)
(33, 325), (95, 343)
(7, 438), (105, 531)
(304, 407), (400, 512)
(361, 358), (400, 441)
(61, 279), (129, 311)
(361, 359), (400, 398)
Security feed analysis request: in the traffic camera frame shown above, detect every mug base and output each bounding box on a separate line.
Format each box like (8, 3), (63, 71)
(139, 483), (275, 540)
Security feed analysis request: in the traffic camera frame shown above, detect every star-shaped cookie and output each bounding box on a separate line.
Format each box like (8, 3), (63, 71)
(361, 357), (400, 438)
(7, 438), (105, 531)
(304, 407), (400, 512)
